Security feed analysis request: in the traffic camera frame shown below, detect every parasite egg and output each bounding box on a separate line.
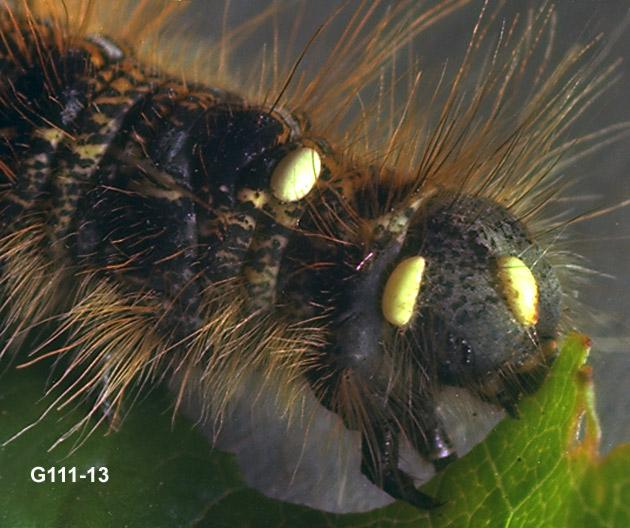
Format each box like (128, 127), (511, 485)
(496, 256), (539, 326)
(382, 256), (426, 327)
(270, 147), (321, 202)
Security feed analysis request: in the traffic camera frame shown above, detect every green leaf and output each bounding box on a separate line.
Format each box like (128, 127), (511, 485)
(0, 333), (628, 527)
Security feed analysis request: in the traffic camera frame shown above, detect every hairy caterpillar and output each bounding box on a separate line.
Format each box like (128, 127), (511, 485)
(0, 0), (628, 515)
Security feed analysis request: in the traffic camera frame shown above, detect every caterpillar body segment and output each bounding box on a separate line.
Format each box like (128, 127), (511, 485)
(0, 1), (619, 510)
(0, 11), (324, 435)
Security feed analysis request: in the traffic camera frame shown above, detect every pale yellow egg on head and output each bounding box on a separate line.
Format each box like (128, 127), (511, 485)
(382, 256), (426, 327)
(270, 147), (321, 202)
(496, 255), (539, 326)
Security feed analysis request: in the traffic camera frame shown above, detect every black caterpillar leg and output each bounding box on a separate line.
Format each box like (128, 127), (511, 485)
(425, 426), (458, 471)
(408, 390), (458, 471)
(360, 421), (443, 509)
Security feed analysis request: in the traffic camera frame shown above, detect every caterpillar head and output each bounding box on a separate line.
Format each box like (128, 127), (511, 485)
(327, 190), (562, 413)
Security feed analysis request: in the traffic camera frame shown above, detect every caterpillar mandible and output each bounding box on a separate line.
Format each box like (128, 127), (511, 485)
(0, 0), (627, 515)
